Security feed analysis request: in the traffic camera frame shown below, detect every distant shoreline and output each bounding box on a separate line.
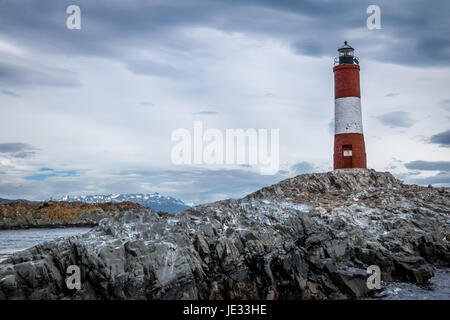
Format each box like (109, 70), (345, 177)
(0, 223), (96, 231)
(0, 200), (145, 230)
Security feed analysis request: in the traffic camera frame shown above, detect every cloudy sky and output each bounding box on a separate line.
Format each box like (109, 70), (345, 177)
(0, 0), (449, 204)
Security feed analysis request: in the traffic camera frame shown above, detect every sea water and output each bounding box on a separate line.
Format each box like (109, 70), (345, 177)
(0, 227), (91, 263)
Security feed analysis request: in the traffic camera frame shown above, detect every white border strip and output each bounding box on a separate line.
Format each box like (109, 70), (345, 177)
(335, 97), (363, 134)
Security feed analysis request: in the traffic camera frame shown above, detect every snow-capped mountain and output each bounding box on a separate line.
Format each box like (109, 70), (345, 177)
(57, 193), (190, 213)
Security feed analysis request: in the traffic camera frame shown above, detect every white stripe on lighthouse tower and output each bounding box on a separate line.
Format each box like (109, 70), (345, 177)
(334, 97), (363, 134)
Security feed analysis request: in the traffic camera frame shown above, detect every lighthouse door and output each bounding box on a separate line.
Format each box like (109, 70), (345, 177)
(342, 145), (352, 168)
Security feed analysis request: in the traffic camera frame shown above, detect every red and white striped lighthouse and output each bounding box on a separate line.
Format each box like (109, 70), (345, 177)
(333, 41), (367, 169)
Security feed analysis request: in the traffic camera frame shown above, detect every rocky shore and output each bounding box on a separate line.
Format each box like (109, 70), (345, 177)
(0, 201), (143, 229)
(0, 169), (448, 299)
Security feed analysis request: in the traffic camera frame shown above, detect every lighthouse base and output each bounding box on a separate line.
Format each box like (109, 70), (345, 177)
(333, 133), (367, 170)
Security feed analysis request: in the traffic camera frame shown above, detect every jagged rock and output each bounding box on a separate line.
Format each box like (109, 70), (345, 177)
(0, 169), (448, 299)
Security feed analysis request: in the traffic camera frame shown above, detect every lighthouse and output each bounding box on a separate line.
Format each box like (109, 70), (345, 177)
(333, 41), (367, 169)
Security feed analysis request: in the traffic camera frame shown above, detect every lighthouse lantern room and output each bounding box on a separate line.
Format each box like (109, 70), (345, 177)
(333, 41), (367, 169)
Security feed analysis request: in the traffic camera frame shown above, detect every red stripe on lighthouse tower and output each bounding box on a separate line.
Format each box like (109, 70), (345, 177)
(333, 42), (367, 170)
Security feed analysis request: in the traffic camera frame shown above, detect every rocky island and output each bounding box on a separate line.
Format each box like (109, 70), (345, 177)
(0, 201), (143, 229)
(0, 169), (448, 299)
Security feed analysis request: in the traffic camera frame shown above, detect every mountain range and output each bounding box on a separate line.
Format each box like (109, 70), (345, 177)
(57, 193), (190, 213)
(0, 198), (37, 204)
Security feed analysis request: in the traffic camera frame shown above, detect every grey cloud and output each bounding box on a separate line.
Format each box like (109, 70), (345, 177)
(284, 1), (450, 67)
(0, 142), (36, 158)
(429, 130), (450, 147)
(0, 176), (83, 201)
(0, 166), (290, 204)
(375, 111), (416, 128)
(0, 182), (38, 200)
(0, 61), (79, 88)
(405, 160), (450, 171)
(192, 111), (218, 115)
(12, 151), (36, 159)
(328, 120), (334, 134)
(385, 93), (399, 98)
(0, 142), (31, 153)
(404, 171), (450, 186)
(1, 89), (21, 97)
(126, 59), (180, 78)
(88, 167), (289, 204)
(439, 100), (450, 111)
(290, 162), (315, 175)
(416, 36), (450, 64)
(0, 0), (212, 58)
(384, 157), (404, 170)
(399, 159), (450, 186)
(292, 40), (324, 57)
(148, 168), (288, 204)
(0, 0), (448, 68)
(141, 102), (154, 106)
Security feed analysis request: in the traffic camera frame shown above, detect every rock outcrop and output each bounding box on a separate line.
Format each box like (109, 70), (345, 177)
(0, 201), (143, 229)
(0, 169), (448, 299)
